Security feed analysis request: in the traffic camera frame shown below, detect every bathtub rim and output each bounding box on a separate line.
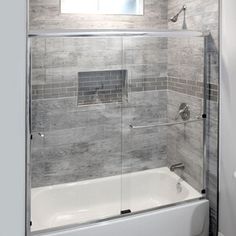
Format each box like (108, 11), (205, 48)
(31, 166), (201, 193)
(31, 167), (203, 232)
(31, 197), (206, 236)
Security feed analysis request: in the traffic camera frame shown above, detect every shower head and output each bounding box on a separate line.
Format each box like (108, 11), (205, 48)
(170, 15), (179, 23)
(170, 5), (187, 23)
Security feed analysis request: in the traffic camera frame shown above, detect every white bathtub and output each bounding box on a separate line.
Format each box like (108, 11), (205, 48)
(31, 167), (209, 236)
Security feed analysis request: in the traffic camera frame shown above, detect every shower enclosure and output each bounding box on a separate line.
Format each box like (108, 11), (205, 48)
(27, 29), (209, 235)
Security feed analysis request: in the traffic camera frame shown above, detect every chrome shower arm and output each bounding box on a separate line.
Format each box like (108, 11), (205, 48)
(177, 5), (187, 16)
(170, 5), (187, 23)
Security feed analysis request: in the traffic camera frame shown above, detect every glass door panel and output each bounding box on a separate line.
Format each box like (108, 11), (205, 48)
(121, 36), (205, 215)
(167, 37), (205, 194)
(30, 36), (124, 232)
(121, 36), (169, 213)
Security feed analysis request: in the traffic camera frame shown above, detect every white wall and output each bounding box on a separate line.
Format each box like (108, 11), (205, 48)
(219, 0), (236, 235)
(0, 0), (26, 235)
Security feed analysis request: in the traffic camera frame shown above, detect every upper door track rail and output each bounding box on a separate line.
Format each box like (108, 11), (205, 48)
(28, 29), (208, 38)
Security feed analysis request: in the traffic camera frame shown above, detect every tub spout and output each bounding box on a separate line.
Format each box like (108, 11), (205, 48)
(170, 163), (185, 172)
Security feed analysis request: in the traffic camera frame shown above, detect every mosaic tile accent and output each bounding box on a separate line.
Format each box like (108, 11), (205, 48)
(168, 77), (218, 101)
(130, 77), (167, 92)
(31, 77), (217, 102)
(206, 83), (218, 102)
(32, 82), (77, 100)
(77, 70), (126, 105)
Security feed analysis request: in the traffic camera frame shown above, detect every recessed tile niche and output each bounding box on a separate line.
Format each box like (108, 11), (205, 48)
(77, 70), (127, 105)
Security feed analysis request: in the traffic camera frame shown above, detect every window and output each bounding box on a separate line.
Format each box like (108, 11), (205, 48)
(61, 0), (143, 15)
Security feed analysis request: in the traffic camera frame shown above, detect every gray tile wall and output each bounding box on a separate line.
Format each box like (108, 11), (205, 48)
(31, 35), (169, 188)
(168, 0), (219, 235)
(31, 37), (168, 85)
(167, 90), (204, 192)
(31, 91), (168, 187)
(29, 0), (168, 30)
(30, 0), (170, 188)
(166, 36), (210, 195)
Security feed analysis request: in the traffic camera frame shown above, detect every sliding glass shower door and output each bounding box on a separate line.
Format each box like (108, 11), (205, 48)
(30, 32), (206, 233)
(30, 36), (126, 231)
(120, 35), (205, 214)
(120, 36), (168, 213)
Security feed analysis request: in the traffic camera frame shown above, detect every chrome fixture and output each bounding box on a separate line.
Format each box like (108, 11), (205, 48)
(129, 117), (202, 129)
(176, 178), (183, 193)
(170, 5), (187, 29)
(175, 103), (190, 121)
(38, 133), (45, 138)
(170, 163), (185, 172)
(28, 29), (209, 38)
